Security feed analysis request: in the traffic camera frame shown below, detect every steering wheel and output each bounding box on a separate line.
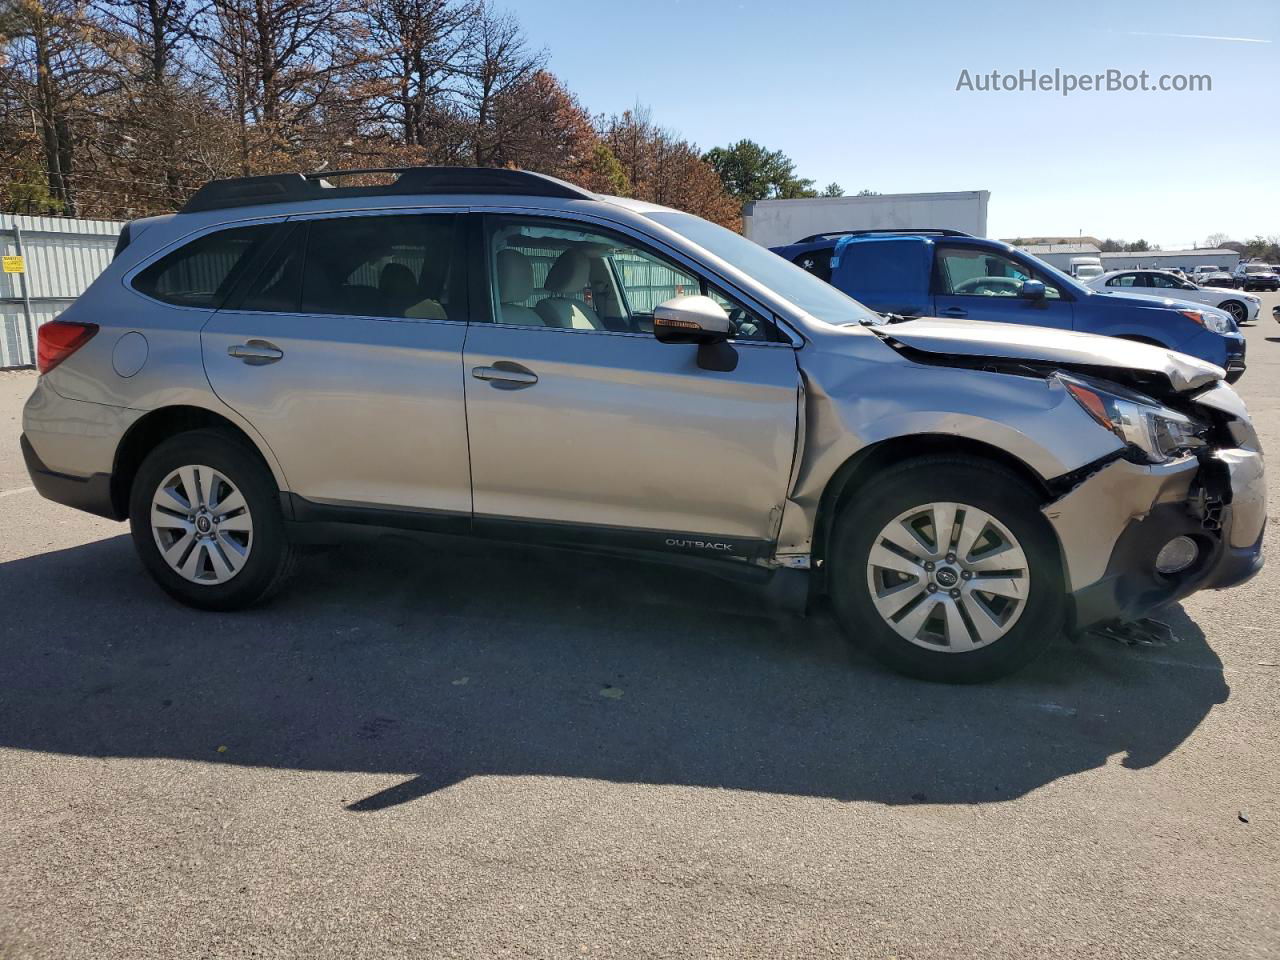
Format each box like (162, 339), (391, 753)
(954, 277), (1017, 296)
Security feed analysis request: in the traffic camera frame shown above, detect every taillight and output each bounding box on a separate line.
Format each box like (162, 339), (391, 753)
(37, 321), (98, 375)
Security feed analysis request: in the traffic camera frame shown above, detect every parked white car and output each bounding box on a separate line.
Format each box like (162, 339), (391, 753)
(1087, 269), (1259, 324)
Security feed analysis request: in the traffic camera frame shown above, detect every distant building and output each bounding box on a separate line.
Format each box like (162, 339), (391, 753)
(1015, 242), (1102, 271)
(1013, 242), (1241, 275)
(1097, 248), (1241, 273)
(742, 191), (990, 247)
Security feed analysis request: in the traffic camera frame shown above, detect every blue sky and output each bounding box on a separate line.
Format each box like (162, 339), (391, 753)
(515, 0), (1278, 248)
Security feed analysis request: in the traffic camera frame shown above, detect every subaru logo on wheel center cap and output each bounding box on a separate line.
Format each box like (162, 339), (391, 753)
(935, 567), (959, 588)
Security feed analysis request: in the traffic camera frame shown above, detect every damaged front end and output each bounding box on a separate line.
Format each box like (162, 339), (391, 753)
(1042, 380), (1266, 634)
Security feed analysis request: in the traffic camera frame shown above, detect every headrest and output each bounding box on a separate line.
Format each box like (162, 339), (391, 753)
(379, 262), (417, 299)
(544, 248), (590, 294)
(496, 249), (533, 303)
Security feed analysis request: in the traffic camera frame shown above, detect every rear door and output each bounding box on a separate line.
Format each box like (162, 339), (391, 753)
(461, 213), (800, 558)
(201, 210), (473, 520)
(931, 244), (1074, 329)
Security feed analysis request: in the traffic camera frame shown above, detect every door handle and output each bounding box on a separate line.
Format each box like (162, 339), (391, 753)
(941, 307), (968, 318)
(472, 361), (538, 389)
(228, 340), (284, 365)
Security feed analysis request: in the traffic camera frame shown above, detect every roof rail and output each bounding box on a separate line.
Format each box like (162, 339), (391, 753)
(795, 228), (975, 243)
(180, 166), (595, 214)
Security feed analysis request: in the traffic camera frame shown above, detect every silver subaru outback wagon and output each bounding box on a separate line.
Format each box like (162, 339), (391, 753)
(21, 167), (1266, 682)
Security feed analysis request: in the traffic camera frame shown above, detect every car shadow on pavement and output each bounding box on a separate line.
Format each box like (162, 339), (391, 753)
(0, 532), (1229, 811)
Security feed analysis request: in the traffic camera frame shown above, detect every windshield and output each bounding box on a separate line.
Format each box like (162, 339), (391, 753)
(1245, 264), (1271, 273)
(643, 210), (880, 325)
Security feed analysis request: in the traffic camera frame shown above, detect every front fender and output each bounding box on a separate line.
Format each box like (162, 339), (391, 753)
(775, 347), (1123, 554)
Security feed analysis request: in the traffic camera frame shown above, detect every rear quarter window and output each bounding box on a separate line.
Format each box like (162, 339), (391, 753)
(132, 224), (274, 308)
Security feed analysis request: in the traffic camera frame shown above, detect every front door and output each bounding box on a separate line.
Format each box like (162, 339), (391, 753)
(932, 244), (1074, 329)
(462, 214), (800, 559)
(201, 211), (473, 518)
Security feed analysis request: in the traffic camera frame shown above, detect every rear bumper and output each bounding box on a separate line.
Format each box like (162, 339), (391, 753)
(1046, 448), (1265, 632)
(21, 433), (121, 520)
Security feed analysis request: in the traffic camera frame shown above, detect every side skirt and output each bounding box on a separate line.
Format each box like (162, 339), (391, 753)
(280, 494), (810, 614)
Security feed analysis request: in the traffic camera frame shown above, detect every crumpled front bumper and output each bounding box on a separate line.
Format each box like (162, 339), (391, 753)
(1044, 447), (1266, 631)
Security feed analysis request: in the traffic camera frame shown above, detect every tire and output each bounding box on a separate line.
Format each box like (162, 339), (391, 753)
(1219, 300), (1248, 324)
(129, 429), (296, 610)
(829, 456), (1065, 683)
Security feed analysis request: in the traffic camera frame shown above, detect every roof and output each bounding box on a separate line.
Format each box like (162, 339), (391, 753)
(1006, 235), (1102, 247)
(1101, 247), (1239, 257)
(742, 190), (989, 215)
(1017, 242), (1100, 255)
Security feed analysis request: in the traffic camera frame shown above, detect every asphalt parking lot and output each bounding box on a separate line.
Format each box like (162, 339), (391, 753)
(1, 300), (1278, 959)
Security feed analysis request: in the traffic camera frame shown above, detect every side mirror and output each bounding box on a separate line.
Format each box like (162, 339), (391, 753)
(653, 295), (732, 345)
(1020, 279), (1046, 300)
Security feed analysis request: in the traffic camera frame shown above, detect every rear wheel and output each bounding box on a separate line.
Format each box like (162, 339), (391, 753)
(129, 429), (295, 610)
(829, 456), (1065, 683)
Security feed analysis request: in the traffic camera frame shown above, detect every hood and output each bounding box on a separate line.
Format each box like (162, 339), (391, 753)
(873, 316), (1223, 393)
(1094, 289), (1237, 315)
(1090, 289), (1217, 313)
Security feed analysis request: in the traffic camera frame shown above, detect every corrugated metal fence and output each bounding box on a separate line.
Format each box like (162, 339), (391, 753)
(1, 214), (124, 368)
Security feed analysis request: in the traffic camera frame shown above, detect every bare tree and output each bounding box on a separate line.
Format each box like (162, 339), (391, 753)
(85, 0), (231, 209)
(198, 0), (365, 171)
(0, 0), (115, 214)
(357, 0), (473, 160)
(464, 0), (542, 166)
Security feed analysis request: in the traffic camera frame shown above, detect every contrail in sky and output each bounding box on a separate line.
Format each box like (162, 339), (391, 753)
(1124, 31), (1270, 43)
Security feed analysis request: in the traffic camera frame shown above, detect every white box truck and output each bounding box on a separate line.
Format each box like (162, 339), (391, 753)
(1068, 256), (1104, 280)
(741, 190), (990, 248)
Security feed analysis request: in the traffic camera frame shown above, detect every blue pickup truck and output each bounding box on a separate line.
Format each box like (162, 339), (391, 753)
(771, 230), (1246, 381)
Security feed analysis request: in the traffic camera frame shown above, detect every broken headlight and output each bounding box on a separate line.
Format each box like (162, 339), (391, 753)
(1058, 372), (1208, 464)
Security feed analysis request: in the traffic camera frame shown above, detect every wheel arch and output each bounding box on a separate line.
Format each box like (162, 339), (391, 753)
(809, 434), (1054, 591)
(1114, 333), (1167, 347)
(110, 405), (286, 519)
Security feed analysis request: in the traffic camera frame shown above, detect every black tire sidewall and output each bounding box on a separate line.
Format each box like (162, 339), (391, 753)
(128, 430), (287, 610)
(831, 459), (1065, 683)
(1220, 301), (1246, 323)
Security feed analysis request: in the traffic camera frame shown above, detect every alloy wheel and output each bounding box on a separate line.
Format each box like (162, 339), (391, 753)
(150, 464), (254, 584)
(865, 501), (1029, 653)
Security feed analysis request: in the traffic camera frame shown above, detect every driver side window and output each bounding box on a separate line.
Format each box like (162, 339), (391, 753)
(484, 216), (775, 341)
(936, 247), (1062, 299)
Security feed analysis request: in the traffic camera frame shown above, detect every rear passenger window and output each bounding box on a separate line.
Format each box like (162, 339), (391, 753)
(297, 214), (460, 320)
(132, 224), (274, 308)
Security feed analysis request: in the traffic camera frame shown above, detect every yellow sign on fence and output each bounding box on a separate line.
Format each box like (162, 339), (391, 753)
(2, 255), (24, 274)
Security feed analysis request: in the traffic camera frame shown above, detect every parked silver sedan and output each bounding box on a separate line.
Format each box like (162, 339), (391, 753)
(20, 168), (1267, 682)
(1086, 269), (1260, 324)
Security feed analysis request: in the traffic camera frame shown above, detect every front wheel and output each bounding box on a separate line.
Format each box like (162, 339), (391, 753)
(129, 429), (296, 610)
(829, 457), (1065, 683)
(1219, 300), (1248, 324)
